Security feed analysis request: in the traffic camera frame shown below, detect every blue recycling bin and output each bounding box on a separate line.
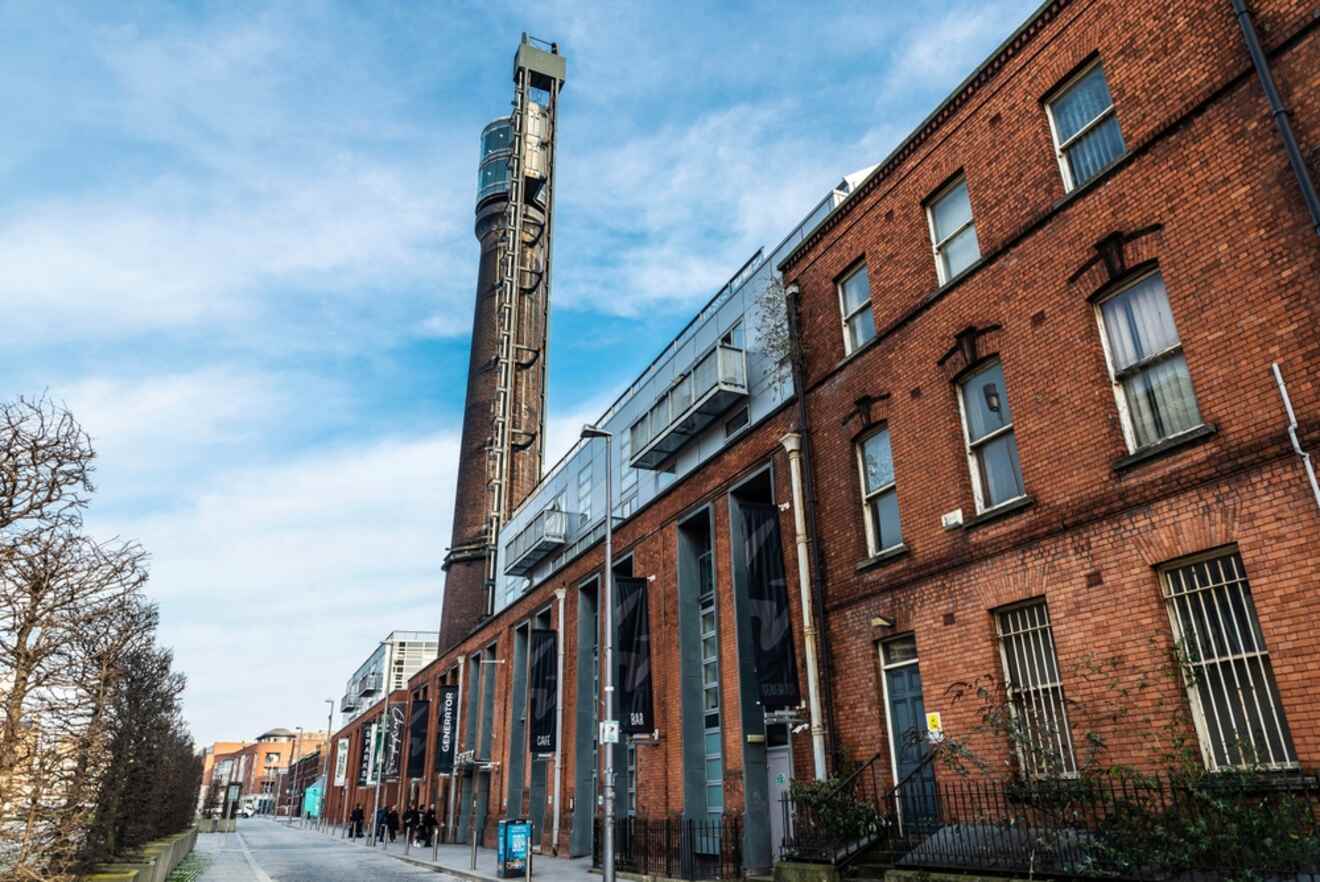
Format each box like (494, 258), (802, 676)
(496, 818), (532, 877)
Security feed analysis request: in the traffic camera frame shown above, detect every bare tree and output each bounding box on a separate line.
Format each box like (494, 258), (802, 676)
(0, 395), (95, 535)
(0, 396), (198, 881)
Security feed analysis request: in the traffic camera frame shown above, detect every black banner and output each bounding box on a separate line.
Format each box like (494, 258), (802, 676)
(529, 629), (557, 754)
(742, 502), (800, 710)
(356, 723), (372, 786)
(434, 685), (459, 775)
(383, 702), (406, 783)
(406, 699), (429, 779)
(615, 577), (654, 734)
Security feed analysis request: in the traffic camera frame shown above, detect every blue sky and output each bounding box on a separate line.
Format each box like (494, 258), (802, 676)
(2, 0), (1041, 747)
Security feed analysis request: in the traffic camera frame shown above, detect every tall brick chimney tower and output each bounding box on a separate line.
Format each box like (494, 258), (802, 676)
(440, 36), (566, 651)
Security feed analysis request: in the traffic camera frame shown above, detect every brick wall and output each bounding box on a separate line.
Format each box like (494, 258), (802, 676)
(782, 0), (1320, 781)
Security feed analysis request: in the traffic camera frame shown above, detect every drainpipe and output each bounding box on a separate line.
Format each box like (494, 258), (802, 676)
(1231, 0), (1320, 237)
(784, 283), (839, 775)
(550, 588), (566, 854)
(1272, 362), (1320, 513)
(781, 430), (827, 782)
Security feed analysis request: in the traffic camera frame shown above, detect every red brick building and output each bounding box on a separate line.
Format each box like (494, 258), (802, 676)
(778, 0), (1319, 788)
(327, 0), (1320, 875)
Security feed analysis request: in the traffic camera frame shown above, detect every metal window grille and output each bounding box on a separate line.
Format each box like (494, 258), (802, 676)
(1162, 551), (1297, 771)
(995, 601), (1077, 777)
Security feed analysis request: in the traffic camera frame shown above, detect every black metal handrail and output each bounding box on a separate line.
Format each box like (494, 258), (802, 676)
(783, 764), (1320, 880)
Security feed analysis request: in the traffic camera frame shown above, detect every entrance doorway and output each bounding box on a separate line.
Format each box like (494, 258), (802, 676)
(765, 723), (793, 858)
(880, 636), (937, 831)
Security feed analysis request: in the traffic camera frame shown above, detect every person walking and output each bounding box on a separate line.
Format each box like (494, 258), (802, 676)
(350, 804), (365, 839)
(403, 804), (419, 845)
(386, 804), (400, 843)
(422, 805), (438, 847)
(374, 804), (388, 843)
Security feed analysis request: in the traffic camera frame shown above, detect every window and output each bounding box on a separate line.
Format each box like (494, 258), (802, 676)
(1162, 551), (1296, 771)
(1096, 272), (1202, 451)
(724, 406), (749, 438)
(856, 428), (902, 554)
(1047, 61), (1125, 191)
(577, 463), (592, 521)
(620, 431), (637, 495)
(627, 742), (638, 815)
(721, 320), (745, 350)
(958, 361), (1025, 511)
(615, 493), (638, 519)
(927, 176), (980, 283)
(699, 553), (723, 815)
(837, 264), (875, 354)
(996, 601), (1077, 777)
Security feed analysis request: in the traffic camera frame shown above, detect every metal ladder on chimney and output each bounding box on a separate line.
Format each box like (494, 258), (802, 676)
(483, 66), (530, 615)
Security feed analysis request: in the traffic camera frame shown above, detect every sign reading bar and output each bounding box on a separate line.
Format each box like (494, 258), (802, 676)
(434, 685), (459, 774)
(614, 576), (654, 734)
(407, 699), (430, 779)
(528, 629), (557, 754)
(333, 737), (350, 787)
(742, 503), (801, 711)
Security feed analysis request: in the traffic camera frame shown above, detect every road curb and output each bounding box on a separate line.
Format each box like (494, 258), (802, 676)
(271, 819), (505, 882)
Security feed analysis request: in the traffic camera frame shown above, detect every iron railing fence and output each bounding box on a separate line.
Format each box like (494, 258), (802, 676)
(592, 815), (742, 880)
(782, 766), (1320, 881)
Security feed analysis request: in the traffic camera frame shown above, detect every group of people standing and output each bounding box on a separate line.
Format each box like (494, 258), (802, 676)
(347, 802), (439, 846)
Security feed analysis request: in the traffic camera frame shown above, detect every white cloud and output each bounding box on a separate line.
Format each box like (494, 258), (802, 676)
(89, 430), (460, 745)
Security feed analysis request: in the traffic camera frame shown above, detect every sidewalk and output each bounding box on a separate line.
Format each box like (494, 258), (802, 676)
(277, 818), (595, 882)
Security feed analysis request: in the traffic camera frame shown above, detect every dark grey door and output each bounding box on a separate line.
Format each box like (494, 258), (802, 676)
(884, 659), (938, 831)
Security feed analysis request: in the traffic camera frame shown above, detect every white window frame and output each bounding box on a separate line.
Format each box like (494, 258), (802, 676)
(955, 360), (1026, 514)
(925, 175), (978, 285)
(836, 263), (874, 355)
(1160, 549), (1298, 772)
(1045, 60), (1120, 193)
(1093, 270), (1201, 453)
(855, 429), (901, 556)
(995, 599), (1078, 779)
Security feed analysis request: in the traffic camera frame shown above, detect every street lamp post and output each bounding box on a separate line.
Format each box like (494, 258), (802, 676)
(291, 726), (303, 825)
(324, 698), (335, 831)
(369, 639), (395, 847)
(580, 425), (615, 882)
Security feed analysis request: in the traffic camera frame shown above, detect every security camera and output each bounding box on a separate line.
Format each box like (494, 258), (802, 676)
(791, 723), (808, 734)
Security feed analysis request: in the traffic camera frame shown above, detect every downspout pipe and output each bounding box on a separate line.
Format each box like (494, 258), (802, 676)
(1272, 362), (1320, 513)
(1231, 0), (1320, 237)
(784, 283), (840, 775)
(781, 430), (828, 782)
(550, 588), (566, 854)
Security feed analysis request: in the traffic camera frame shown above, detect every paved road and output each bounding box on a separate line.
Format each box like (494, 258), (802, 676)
(195, 818), (454, 882)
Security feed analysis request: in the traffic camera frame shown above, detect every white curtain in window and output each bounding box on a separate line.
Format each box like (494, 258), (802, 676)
(1066, 117), (1124, 185)
(1054, 66), (1125, 186)
(1121, 355), (1201, 447)
(1103, 274), (1200, 447)
(1053, 67), (1113, 140)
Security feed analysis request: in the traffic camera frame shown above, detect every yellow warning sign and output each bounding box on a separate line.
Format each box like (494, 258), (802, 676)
(925, 711), (944, 743)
